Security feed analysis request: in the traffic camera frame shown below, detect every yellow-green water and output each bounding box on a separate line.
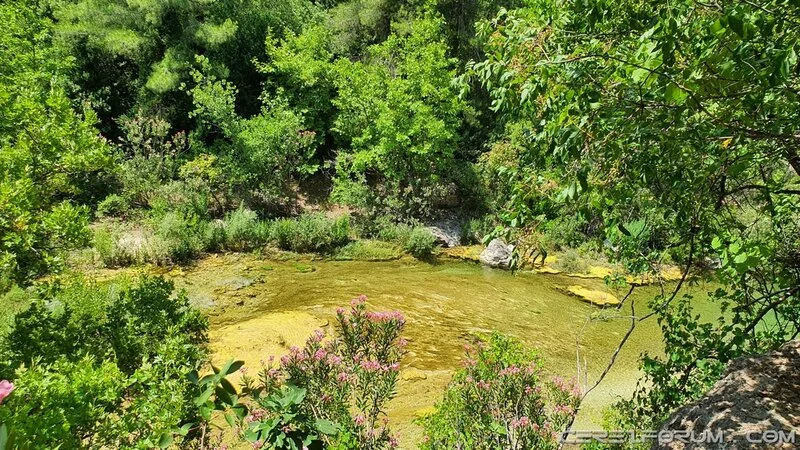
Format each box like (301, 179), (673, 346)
(91, 252), (717, 448)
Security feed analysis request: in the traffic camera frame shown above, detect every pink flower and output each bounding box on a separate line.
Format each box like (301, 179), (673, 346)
(313, 348), (328, 361)
(511, 416), (531, 429)
(360, 359), (381, 372)
(0, 380), (14, 404)
(354, 414), (366, 425)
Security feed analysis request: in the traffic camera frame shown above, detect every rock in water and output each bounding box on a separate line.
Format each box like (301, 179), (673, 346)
(479, 238), (514, 269)
(401, 368), (428, 382)
(654, 339), (800, 449)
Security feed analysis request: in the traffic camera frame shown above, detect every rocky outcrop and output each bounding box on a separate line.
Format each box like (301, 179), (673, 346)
(479, 238), (514, 269)
(654, 339), (800, 450)
(425, 218), (462, 248)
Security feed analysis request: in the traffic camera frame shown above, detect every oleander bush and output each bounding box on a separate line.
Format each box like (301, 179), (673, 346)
(418, 333), (581, 450)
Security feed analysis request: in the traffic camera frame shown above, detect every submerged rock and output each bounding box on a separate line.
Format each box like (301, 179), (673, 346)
(479, 238), (514, 269)
(563, 285), (620, 307)
(655, 339), (800, 450)
(401, 368), (429, 382)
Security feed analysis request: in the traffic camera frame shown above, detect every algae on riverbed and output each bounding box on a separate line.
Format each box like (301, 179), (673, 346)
(85, 252), (716, 448)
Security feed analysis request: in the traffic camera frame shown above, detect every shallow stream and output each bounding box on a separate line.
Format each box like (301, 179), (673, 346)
(96, 253), (716, 447)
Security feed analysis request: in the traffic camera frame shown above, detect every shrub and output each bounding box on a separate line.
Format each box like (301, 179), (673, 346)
(96, 194), (130, 218)
(93, 223), (136, 267)
(222, 206), (272, 251)
(552, 249), (589, 274)
(0, 357), (126, 449)
(234, 296), (406, 449)
(404, 227), (438, 259)
(270, 214), (351, 253)
(0, 277), (208, 448)
(155, 212), (209, 263)
(418, 333), (581, 450)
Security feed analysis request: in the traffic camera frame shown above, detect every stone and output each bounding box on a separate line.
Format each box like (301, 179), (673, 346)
(425, 218), (463, 248)
(479, 238), (514, 269)
(654, 339), (800, 450)
(401, 368), (428, 382)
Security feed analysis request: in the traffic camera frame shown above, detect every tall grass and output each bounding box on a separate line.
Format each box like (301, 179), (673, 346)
(92, 208), (354, 267)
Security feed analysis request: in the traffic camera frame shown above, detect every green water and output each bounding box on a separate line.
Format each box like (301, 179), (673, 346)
(120, 253), (716, 447)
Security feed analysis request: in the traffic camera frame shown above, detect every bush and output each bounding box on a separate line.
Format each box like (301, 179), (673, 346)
(552, 249), (589, 274)
(96, 194), (130, 218)
(155, 212), (210, 263)
(234, 297), (406, 449)
(418, 333), (581, 450)
(334, 241), (403, 261)
(93, 223), (137, 267)
(0, 277), (208, 448)
(404, 227), (438, 259)
(271, 214), (351, 253)
(222, 206), (272, 251)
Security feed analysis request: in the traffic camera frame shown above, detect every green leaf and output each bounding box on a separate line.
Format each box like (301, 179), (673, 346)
(727, 15), (745, 38)
(194, 386), (214, 406)
(177, 423), (192, 436)
(158, 432), (173, 449)
(315, 418), (339, 435)
(665, 82), (687, 104)
(0, 424), (8, 450)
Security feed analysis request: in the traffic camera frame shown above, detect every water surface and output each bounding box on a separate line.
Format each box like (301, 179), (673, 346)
(115, 253), (715, 447)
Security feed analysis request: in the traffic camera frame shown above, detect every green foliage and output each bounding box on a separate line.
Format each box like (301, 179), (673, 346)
(189, 57), (318, 207)
(238, 297), (406, 449)
(0, 277), (208, 448)
(243, 385), (333, 450)
(403, 227), (438, 259)
(418, 333), (580, 450)
(469, 0), (800, 429)
(0, 357), (126, 449)
(332, 15), (467, 219)
(97, 194), (130, 218)
(56, 0), (320, 130)
(271, 214), (351, 253)
(0, 1), (114, 287)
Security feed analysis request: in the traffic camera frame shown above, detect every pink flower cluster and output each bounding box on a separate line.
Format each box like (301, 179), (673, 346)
(551, 375), (582, 398)
(0, 380), (13, 405)
(510, 416), (531, 429)
(498, 365), (521, 377)
(365, 311), (405, 323)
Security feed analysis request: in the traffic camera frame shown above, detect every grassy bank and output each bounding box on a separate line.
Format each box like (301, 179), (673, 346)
(78, 208), (439, 269)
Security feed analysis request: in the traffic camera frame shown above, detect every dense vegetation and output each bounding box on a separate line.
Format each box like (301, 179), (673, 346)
(1, 0), (799, 447)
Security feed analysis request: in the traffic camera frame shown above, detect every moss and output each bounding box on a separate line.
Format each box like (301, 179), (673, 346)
(334, 240), (404, 261)
(562, 285), (620, 307)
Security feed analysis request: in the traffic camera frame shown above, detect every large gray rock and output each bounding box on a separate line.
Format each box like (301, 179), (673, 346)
(654, 339), (800, 450)
(425, 218), (462, 248)
(479, 238), (514, 269)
